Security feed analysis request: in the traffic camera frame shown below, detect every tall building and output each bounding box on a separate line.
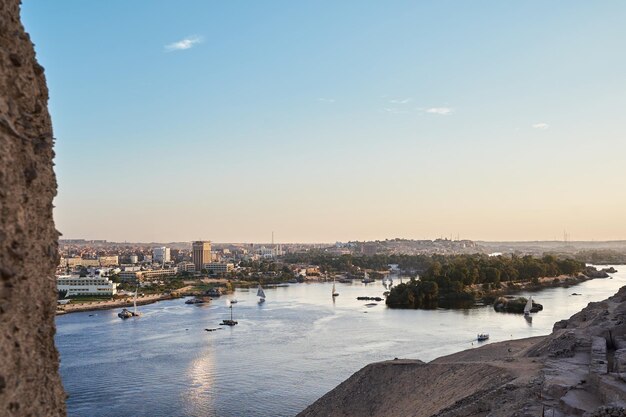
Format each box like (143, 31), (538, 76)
(192, 241), (211, 272)
(153, 247), (171, 264)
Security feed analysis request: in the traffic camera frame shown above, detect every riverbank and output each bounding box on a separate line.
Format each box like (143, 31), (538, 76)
(55, 286), (197, 314)
(298, 285), (626, 417)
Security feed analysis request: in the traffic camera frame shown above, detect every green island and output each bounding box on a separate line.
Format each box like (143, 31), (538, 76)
(384, 254), (588, 309)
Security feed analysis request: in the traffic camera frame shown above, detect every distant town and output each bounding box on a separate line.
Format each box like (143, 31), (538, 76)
(56, 237), (626, 306)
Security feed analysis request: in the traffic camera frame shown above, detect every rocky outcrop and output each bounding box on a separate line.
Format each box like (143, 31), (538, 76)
(298, 286), (626, 417)
(0, 1), (66, 415)
(584, 266), (611, 279)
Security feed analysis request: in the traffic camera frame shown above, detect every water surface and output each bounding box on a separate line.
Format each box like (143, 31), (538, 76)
(56, 267), (625, 416)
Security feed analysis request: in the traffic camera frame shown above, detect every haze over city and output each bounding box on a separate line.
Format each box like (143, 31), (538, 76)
(22, 1), (626, 243)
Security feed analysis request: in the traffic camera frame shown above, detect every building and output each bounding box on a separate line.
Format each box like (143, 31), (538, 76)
(177, 262), (196, 273)
(57, 275), (118, 296)
(119, 270), (142, 283)
(153, 247), (171, 264)
(192, 241), (211, 272)
(118, 268), (178, 284)
(203, 262), (234, 274)
(128, 255), (138, 264)
(60, 257), (100, 268)
(98, 255), (119, 266)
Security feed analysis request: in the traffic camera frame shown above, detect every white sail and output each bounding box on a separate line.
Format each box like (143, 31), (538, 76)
(332, 283), (336, 293)
(257, 285), (266, 298)
(133, 289), (138, 315)
(524, 296), (533, 315)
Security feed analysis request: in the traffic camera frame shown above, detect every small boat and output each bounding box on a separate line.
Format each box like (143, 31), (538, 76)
(361, 271), (374, 284)
(220, 304), (238, 326)
(118, 308), (133, 319)
(118, 288), (141, 319)
(185, 296), (211, 304)
(477, 333), (489, 341)
(257, 284), (266, 304)
(524, 296), (533, 317)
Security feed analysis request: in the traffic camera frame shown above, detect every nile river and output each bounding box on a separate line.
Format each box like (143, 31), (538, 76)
(56, 266), (625, 417)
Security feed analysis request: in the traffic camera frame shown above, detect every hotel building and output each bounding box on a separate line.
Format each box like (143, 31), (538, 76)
(192, 241), (211, 272)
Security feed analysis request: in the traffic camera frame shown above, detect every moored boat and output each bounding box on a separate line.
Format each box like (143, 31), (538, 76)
(220, 304), (238, 326)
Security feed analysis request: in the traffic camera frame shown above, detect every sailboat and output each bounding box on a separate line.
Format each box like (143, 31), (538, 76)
(220, 302), (238, 326)
(524, 296), (533, 317)
(257, 283), (266, 304)
(332, 278), (339, 297)
(118, 288), (141, 319)
(361, 271), (374, 284)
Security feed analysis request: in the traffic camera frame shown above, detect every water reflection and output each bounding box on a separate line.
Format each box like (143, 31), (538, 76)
(182, 344), (216, 416)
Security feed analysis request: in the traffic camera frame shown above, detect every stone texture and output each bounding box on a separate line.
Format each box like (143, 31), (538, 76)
(0, 0), (66, 415)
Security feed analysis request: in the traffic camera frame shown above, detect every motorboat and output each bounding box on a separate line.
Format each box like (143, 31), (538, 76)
(477, 333), (489, 341)
(185, 296), (210, 304)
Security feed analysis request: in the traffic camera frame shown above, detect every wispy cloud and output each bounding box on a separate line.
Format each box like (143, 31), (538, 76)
(165, 36), (203, 52)
(383, 107), (409, 114)
(317, 98), (335, 103)
(389, 98), (412, 104)
(532, 122), (550, 130)
(424, 107), (453, 115)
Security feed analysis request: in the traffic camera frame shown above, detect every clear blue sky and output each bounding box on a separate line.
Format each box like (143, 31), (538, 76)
(22, 1), (626, 242)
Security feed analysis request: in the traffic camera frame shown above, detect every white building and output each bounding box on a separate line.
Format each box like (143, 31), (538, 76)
(153, 247), (171, 264)
(203, 262), (234, 274)
(129, 255), (138, 264)
(57, 275), (118, 296)
(255, 246), (284, 259)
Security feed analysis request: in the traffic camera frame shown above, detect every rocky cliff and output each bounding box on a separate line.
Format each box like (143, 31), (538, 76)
(0, 0), (66, 415)
(298, 286), (626, 417)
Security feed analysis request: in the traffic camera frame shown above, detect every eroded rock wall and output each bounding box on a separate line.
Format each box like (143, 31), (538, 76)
(0, 0), (66, 415)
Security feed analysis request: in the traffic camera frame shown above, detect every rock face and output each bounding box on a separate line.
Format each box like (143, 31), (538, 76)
(0, 1), (66, 415)
(298, 286), (626, 417)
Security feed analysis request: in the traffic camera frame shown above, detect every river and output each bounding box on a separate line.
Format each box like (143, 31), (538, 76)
(56, 266), (626, 417)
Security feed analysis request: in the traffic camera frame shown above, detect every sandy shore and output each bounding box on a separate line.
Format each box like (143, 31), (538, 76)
(56, 286), (196, 314)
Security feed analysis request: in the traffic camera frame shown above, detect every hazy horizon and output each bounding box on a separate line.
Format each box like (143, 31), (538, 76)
(23, 1), (626, 243)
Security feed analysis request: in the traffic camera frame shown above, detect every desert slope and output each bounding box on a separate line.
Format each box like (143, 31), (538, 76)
(298, 287), (626, 417)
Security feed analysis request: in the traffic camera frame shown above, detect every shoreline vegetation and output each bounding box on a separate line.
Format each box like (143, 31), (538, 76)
(384, 255), (615, 309)
(57, 254), (619, 315)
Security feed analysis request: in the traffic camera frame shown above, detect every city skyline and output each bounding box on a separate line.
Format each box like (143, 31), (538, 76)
(22, 1), (626, 242)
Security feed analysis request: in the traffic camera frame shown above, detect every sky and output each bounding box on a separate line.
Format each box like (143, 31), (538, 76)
(21, 1), (626, 243)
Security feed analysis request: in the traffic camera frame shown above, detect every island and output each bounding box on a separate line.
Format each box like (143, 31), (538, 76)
(385, 255), (605, 309)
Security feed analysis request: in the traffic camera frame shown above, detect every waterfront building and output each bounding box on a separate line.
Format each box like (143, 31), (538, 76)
(56, 275), (118, 296)
(192, 241), (211, 272)
(203, 262), (234, 274)
(153, 247), (171, 264)
(128, 255), (138, 264)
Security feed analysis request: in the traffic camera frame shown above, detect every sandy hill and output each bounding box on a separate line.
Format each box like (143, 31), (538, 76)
(298, 287), (626, 417)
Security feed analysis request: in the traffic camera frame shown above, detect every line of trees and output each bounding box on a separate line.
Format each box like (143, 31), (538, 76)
(386, 254), (586, 309)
